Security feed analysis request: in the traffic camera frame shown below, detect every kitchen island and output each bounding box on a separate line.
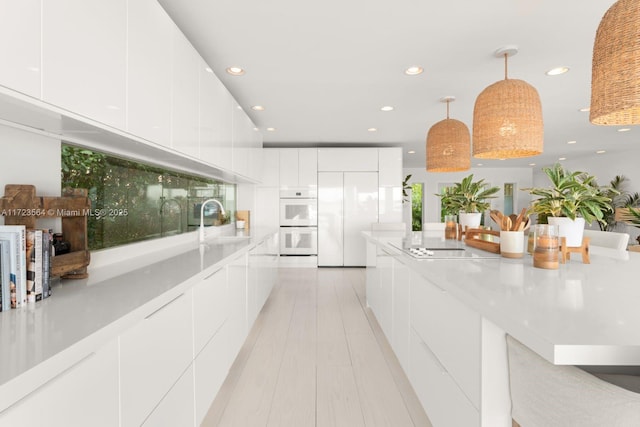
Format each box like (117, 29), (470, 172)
(0, 227), (279, 427)
(363, 230), (640, 427)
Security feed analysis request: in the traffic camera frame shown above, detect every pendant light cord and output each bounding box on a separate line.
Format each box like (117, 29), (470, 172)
(504, 53), (508, 80)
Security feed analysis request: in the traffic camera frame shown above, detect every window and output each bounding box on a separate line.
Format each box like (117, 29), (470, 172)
(411, 182), (423, 231)
(504, 183), (515, 216)
(61, 144), (236, 250)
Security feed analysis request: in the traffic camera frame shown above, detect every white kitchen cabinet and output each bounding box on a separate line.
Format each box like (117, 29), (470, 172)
(227, 252), (248, 358)
(195, 324), (230, 425)
(249, 125), (264, 182)
(410, 328), (480, 427)
(0, 0), (41, 98)
(193, 267), (228, 356)
(0, 340), (119, 427)
(120, 290), (194, 427)
(318, 171), (378, 266)
(392, 256), (411, 373)
(232, 102), (251, 177)
(260, 148), (280, 187)
(42, 0), (126, 129)
(279, 148), (318, 188)
(199, 62), (233, 171)
(171, 27), (200, 158)
(143, 364), (195, 427)
(376, 246), (394, 341)
(127, 0), (173, 147)
(410, 271), (481, 409)
(344, 172), (378, 266)
(318, 172), (344, 266)
(317, 147), (378, 172)
(378, 147), (403, 223)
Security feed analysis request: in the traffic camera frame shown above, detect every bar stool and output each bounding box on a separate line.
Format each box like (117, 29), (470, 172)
(506, 335), (640, 427)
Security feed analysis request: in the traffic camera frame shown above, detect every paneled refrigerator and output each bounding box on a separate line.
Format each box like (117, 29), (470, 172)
(318, 171), (378, 266)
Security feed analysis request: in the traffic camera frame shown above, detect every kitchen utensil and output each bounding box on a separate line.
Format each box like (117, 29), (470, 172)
(512, 208), (527, 231)
(490, 210), (503, 228)
(501, 215), (512, 232)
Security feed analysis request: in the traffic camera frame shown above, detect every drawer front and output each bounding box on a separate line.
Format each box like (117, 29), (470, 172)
(410, 271), (481, 408)
(193, 267), (228, 355)
(194, 324), (230, 425)
(392, 257), (411, 374)
(143, 364), (195, 427)
(120, 290), (194, 427)
(0, 340), (119, 427)
(376, 247), (394, 341)
(409, 329), (480, 427)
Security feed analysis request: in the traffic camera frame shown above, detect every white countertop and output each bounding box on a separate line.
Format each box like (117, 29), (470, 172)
(0, 227), (277, 392)
(364, 231), (640, 366)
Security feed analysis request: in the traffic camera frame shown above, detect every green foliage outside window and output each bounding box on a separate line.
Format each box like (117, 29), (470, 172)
(411, 183), (423, 231)
(61, 144), (235, 250)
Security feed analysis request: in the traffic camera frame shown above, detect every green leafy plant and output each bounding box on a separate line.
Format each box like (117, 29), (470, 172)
(436, 174), (499, 214)
(592, 175), (637, 231)
(411, 183), (423, 231)
(524, 163), (615, 226)
(402, 174), (412, 203)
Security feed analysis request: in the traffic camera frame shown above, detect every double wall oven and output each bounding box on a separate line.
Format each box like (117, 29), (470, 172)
(279, 188), (317, 256)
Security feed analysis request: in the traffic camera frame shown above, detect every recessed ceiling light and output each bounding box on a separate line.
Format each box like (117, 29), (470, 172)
(266, 127), (276, 131)
(546, 66), (570, 76)
(528, 163), (536, 166)
(579, 107), (590, 112)
(404, 66), (424, 76)
(559, 157), (567, 161)
(381, 106), (394, 112)
(408, 150), (416, 154)
(253, 127), (259, 131)
(205, 67), (213, 73)
(477, 163), (483, 167)
(499, 158), (506, 161)
(618, 128), (631, 132)
(596, 150), (606, 154)
(226, 66), (245, 76)
(367, 128), (377, 132)
(105, 105), (120, 110)
(567, 140), (577, 144)
(251, 105), (265, 111)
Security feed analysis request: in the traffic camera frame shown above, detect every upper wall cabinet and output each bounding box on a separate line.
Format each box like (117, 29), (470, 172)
(279, 148), (317, 188)
(171, 27), (200, 158)
(127, 0), (172, 147)
(232, 102), (251, 178)
(0, 0), (41, 98)
(41, 0), (127, 130)
(317, 148), (378, 172)
(378, 147), (403, 223)
(200, 65), (233, 172)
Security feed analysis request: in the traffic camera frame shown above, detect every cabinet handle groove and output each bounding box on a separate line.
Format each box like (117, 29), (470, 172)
(415, 331), (448, 375)
(145, 293), (184, 319)
(204, 268), (224, 280)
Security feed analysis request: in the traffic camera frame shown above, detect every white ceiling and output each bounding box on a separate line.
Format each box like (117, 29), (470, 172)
(157, 0), (637, 169)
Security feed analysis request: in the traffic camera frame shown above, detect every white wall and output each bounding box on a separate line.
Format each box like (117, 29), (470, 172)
(534, 149), (640, 244)
(404, 167), (534, 225)
(0, 124), (61, 231)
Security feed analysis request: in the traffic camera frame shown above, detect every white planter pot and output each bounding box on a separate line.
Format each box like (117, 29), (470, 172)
(458, 212), (482, 231)
(548, 217), (585, 247)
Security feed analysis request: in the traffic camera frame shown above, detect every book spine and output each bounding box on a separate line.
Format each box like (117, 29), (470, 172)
(26, 230), (36, 303)
(34, 230), (43, 302)
(18, 226), (26, 307)
(42, 230), (52, 299)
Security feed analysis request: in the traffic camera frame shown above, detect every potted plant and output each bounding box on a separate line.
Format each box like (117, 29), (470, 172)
(524, 163), (614, 246)
(436, 174), (499, 229)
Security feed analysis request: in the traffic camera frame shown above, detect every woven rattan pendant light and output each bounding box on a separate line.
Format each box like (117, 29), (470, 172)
(426, 96), (470, 172)
(590, 0), (640, 125)
(472, 46), (543, 159)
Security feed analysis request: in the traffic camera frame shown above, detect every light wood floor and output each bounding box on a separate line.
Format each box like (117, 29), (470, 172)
(201, 267), (432, 427)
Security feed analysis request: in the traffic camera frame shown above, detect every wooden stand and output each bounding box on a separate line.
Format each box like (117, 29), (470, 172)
(464, 228), (501, 254)
(0, 184), (91, 279)
(560, 236), (590, 264)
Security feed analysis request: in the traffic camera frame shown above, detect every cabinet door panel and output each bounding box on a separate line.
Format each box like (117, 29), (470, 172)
(279, 148), (298, 188)
(378, 147), (403, 223)
(409, 329), (480, 427)
(193, 267), (228, 355)
(318, 172), (343, 266)
(127, 0), (172, 146)
(171, 28), (200, 157)
(120, 291), (194, 427)
(410, 272), (481, 408)
(195, 325), (230, 425)
(317, 148), (378, 171)
(0, 340), (119, 427)
(298, 148), (318, 187)
(143, 364), (195, 427)
(392, 257), (411, 373)
(227, 253), (248, 357)
(344, 172), (378, 266)
(42, 0), (126, 129)
(0, 0), (41, 98)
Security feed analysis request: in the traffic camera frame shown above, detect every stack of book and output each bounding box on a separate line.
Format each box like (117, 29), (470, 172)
(0, 225), (53, 311)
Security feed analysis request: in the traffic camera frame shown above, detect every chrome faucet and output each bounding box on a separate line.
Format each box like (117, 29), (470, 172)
(199, 198), (226, 243)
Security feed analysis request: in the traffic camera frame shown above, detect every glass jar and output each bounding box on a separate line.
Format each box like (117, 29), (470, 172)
(533, 224), (559, 269)
(444, 214), (458, 240)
